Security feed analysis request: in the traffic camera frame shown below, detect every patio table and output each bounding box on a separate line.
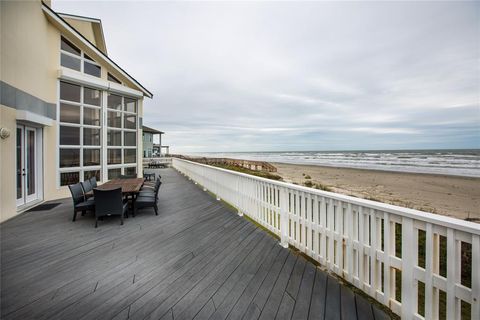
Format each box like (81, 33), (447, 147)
(93, 178), (145, 194)
(87, 178), (145, 216)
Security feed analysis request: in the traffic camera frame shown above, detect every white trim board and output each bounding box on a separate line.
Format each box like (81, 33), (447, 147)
(16, 110), (54, 127)
(58, 68), (144, 98)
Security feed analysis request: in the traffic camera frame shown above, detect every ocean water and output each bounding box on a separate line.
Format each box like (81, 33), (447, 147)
(188, 149), (480, 177)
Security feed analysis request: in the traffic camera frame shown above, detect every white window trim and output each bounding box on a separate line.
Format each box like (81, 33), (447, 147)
(57, 76), (140, 186)
(58, 83), (102, 185)
(59, 67), (144, 98)
(61, 37), (102, 77)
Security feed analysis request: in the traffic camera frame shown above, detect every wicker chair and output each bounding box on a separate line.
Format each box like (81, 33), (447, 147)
(68, 183), (95, 222)
(89, 176), (98, 188)
(93, 188), (128, 228)
(139, 178), (161, 198)
(133, 181), (162, 216)
(81, 179), (94, 199)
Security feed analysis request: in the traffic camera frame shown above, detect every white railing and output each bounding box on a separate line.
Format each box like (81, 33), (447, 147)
(173, 158), (479, 319)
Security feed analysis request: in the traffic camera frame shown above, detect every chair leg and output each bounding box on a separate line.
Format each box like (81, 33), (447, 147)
(72, 210), (77, 222)
(81, 210), (86, 216)
(95, 217), (98, 228)
(154, 204), (158, 215)
(120, 214), (124, 226)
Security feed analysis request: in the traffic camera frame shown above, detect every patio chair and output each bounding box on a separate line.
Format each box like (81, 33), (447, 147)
(143, 175), (161, 187)
(89, 176), (98, 188)
(139, 179), (161, 199)
(133, 181), (162, 216)
(68, 183), (95, 222)
(81, 179), (94, 199)
(93, 188), (127, 228)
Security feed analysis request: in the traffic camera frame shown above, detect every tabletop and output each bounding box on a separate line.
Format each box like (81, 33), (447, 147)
(91, 178), (144, 194)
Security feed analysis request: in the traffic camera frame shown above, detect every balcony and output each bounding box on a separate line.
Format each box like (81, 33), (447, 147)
(1, 168), (391, 320)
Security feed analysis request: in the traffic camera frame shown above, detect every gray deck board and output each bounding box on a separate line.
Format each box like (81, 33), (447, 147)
(308, 269), (327, 320)
(1, 168), (390, 320)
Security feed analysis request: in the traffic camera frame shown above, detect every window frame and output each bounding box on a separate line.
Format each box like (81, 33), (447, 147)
(60, 36), (102, 78)
(58, 81), (102, 186)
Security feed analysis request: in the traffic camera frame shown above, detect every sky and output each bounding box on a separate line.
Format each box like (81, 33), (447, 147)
(53, 1), (480, 153)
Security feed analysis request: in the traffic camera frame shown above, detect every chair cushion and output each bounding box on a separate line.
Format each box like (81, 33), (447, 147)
(75, 199), (95, 210)
(135, 196), (156, 204)
(138, 191), (155, 197)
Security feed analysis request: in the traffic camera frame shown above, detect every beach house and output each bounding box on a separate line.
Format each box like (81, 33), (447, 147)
(142, 125), (164, 158)
(0, 0), (152, 222)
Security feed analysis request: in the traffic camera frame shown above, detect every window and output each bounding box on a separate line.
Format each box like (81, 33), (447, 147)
(84, 87), (101, 106)
(60, 126), (80, 145)
(84, 170), (100, 181)
(124, 149), (136, 163)
(124, 114), (136, 129)
(60, 149), (80, 168)
(124, 97), (136, 113)
(59, 81), (102, 185)
(107, 130), (122, 146)
(60, 172), (79, 186)
(108, 168), (121, 180)
(124, 167), (137, 176)
(83, 128), (100, 146)
(106, 93), (138, 173)
(61, 37), (81, 55)
(60, 37), (101, 78)
(58, 79), (138, 185)
(124, 132), (136, 146)
(83, 54), (101, 77)
(107, 111), (122, 128)
(108, 149), (122, 164)
(108, 73), (121, 84)
(60, 103), (80, 124)
(60, 82), (81, 102)
(84, 107), (100, 126)
(84, 149), (100, 166)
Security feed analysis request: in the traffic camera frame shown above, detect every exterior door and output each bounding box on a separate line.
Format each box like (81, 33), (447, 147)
(16, 125), (39, 206)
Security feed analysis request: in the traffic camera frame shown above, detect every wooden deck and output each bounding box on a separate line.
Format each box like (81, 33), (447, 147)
(1, 168), (391, 320)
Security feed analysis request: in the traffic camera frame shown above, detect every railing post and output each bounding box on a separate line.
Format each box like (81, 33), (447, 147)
(472, 234), (480, 319)
(237, 176), (243, 216)
(401, 217), (415, 319)
(279, 187), (289, 248)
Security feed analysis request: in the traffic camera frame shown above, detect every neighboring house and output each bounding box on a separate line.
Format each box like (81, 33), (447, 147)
(0, 0), (153, 222)
(142, 126), (164, 157)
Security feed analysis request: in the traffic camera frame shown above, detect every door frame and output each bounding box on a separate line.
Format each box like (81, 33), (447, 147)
(16, 124), (44, 208)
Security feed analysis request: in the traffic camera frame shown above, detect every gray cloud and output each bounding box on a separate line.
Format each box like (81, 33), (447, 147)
(54, 0), (480, 152)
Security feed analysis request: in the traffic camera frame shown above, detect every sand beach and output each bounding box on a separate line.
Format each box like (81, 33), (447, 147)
(274, 162), (480, 221)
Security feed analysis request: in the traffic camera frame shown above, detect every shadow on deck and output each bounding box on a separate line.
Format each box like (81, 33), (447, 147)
(1, 168), (391, 320)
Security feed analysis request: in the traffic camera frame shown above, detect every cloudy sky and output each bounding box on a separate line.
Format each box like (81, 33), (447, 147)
(54, 1), (479, 153)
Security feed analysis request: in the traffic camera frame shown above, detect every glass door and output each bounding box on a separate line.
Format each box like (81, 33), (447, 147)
(16, 125), (39, 206)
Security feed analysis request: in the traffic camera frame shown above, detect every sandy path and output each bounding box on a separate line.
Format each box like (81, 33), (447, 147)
(273, 162), (480, 221)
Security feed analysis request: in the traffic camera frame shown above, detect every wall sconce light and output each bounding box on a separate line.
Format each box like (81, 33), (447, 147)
(0, 127), (11, 139)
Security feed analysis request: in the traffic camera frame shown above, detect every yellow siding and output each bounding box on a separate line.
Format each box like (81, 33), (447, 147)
(62, 18), (97, 46)
(0, 106), (18, 222)
(0, 0), (147, 222)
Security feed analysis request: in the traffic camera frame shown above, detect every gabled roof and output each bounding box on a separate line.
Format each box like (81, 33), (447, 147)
(42, 2), (153, 98)
(142, 126), (164, 134)
(57, 13), (108, 55)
